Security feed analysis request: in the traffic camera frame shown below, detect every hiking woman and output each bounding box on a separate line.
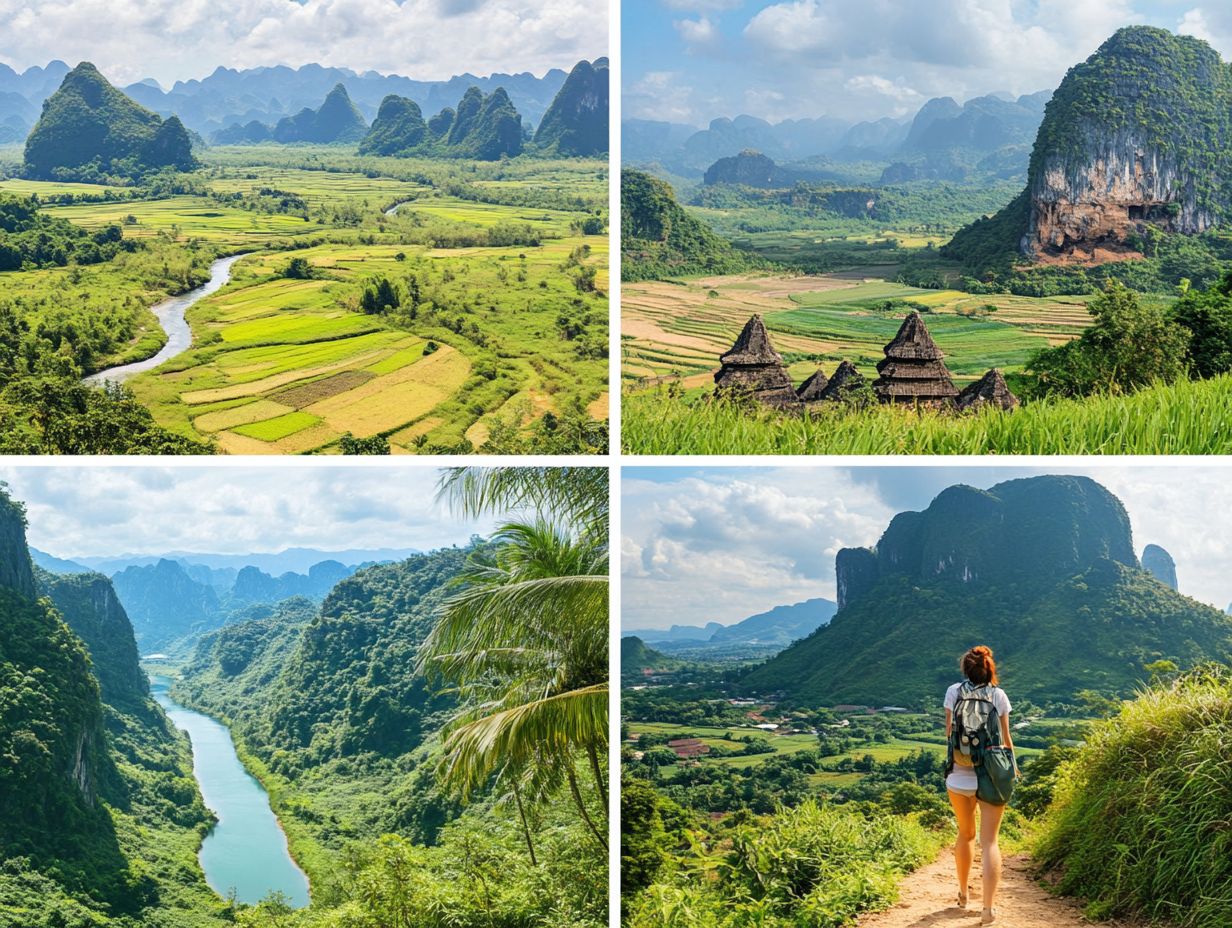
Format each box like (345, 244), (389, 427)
(944, 645), (1019, 925)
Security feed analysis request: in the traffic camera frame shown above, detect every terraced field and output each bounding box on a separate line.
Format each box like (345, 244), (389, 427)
(5, 151), (607, 453)
(129, 230), (605, 453)
(622, 270), (1092, 390)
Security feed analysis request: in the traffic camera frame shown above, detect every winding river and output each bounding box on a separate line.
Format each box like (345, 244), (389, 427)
(149, 675), (310, 908)
(84, 254), (245, 386)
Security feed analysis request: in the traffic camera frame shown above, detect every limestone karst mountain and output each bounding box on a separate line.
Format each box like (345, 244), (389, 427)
(273, 83), (368, 143)
(36, 567), (148, 706)
(23, 61), (198, 178)
(358, 94), (428, 155)
(355, 85), (522, 159)
(742, 475), (1232, 705)
(1141, 544), (1179, 591)
(621, 168), (757, 281)
(110, 558), (221, 651)
(534, 57), (608, 156)
(946, 27), (1232, 266)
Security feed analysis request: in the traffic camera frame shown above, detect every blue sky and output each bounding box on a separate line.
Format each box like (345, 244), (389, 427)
(624, 0), (1232, 125)
(0, 466), (495, 559)
(622, 465), (1232, 629)
(0, 0), (605, 86)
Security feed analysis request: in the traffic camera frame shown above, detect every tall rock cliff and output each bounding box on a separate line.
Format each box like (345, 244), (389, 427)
(945, 27), (1232, 267)
(1141, 544), (1179, 591)
(533, 57), (608, 156)
(0, 489), (110, 847)
(36, 567), (149, 706)
(1023, 28), (1232, 260)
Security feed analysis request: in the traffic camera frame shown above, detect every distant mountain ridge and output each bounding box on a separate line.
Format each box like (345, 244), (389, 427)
(0, 58), (573, 142)
(625, 597), (837, 658)
(65, 545), (421, 575)
(624, 87), (1050, 181)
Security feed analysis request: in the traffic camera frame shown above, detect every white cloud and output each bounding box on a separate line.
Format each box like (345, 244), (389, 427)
(0, 0), (605, 85)
(661, 0), (743, 10)
(621, 465), (1232, 632)
(674, 16), (721, 51)
(621, 470), (892, 629)
(0, 465), (494, 559)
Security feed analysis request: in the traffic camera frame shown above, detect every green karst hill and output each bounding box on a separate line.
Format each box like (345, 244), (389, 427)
(23, 62), (198, 180)
(358, 95), (428, 155)
(621, 168), (758, 281)
(742, 475), (1232, 705)
(621, 635), (681, 676)
(534, 57), (609, 156)
(273, 83), (368, 144)
(945, 26), (1232, 273)
(36, 567), (148, 707)
(358, 85), (523, 159)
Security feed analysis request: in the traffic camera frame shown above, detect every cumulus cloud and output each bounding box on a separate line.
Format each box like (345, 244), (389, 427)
(621, 469), (892, 629)
(674, 16), (721, 51)
(628, 0), (1159, 124)
(0, 465), (494, 559)
(0, 0), (605, 85)
(621, 466), (1232, 632)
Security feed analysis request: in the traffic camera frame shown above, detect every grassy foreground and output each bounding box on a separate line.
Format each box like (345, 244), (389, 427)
(622, 374), (1232, 455)
(1036, 668), (1232, 927)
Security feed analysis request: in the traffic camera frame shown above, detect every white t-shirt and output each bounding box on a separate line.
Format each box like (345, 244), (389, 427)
(944, 682), (1011, 792)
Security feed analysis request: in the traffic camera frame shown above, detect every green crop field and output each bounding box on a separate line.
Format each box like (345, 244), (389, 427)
(4, 146), (608, 453)
(621, 271), (1091, 389)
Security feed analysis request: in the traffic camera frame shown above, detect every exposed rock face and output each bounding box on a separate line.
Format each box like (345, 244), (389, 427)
(955, 368), (1019, 412)
(1023, 27), (1232, 260)
(533, 57), (608, 156)
(834, 476), (1137, 603)
(872, 312), (958, 406)
(836, 547), (879, 610)
(1141, 544), (1178, 590)
(0, 501), (35, 598)
(714, 314), (799, 407)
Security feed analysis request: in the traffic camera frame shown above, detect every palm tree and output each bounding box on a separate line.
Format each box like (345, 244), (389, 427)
(418, 467), (609, 851)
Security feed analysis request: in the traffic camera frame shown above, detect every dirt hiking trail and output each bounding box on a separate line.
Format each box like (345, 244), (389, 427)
(857, 847), (1135, 928)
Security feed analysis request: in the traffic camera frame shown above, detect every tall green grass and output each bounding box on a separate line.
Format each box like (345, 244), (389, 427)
(1035, 668), (1232, 927)
(622, 374), (1232, 454)
(625, 801), (943, 928)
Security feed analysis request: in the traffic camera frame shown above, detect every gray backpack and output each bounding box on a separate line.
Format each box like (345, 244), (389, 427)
(950, 681), (1001, 763)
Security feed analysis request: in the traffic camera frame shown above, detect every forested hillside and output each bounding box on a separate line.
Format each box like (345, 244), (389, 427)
(0, 488), (226, 928)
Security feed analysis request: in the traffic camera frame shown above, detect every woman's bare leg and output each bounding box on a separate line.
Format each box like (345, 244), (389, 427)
(947, 790), (977, 902)
(978, 800), (1007, 913)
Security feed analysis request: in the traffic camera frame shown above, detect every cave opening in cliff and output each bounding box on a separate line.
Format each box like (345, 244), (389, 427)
(1128, 204), (1146, 221)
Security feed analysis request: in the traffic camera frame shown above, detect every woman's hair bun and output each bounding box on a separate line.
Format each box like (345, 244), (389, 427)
(961, 645), (998, 685)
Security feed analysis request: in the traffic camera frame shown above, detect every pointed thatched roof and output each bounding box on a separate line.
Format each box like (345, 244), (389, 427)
(884, 311), (945, 360)
(873, 312), (957, 405)
(955, 368), (1019, 412)
(816, 360), (867, 402)
(714, 314), (799, 407)
(796, 368), (830, 401)
(720, 314), (783, 366)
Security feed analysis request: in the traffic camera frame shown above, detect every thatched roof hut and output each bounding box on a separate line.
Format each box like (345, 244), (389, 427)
(873, 312), (958, 406)
(796, 369), (829, 401)
(955, 368), (1019, 412)
(714, 315), (799, 407)
(815, 360), (867, 403)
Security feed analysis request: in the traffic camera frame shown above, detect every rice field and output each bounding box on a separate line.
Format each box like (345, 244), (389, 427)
(7, 150), (608, 453)
(621, 270), (1092, 389)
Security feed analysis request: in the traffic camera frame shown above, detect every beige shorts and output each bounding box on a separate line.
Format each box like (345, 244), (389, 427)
(947, 784), (978, 797)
